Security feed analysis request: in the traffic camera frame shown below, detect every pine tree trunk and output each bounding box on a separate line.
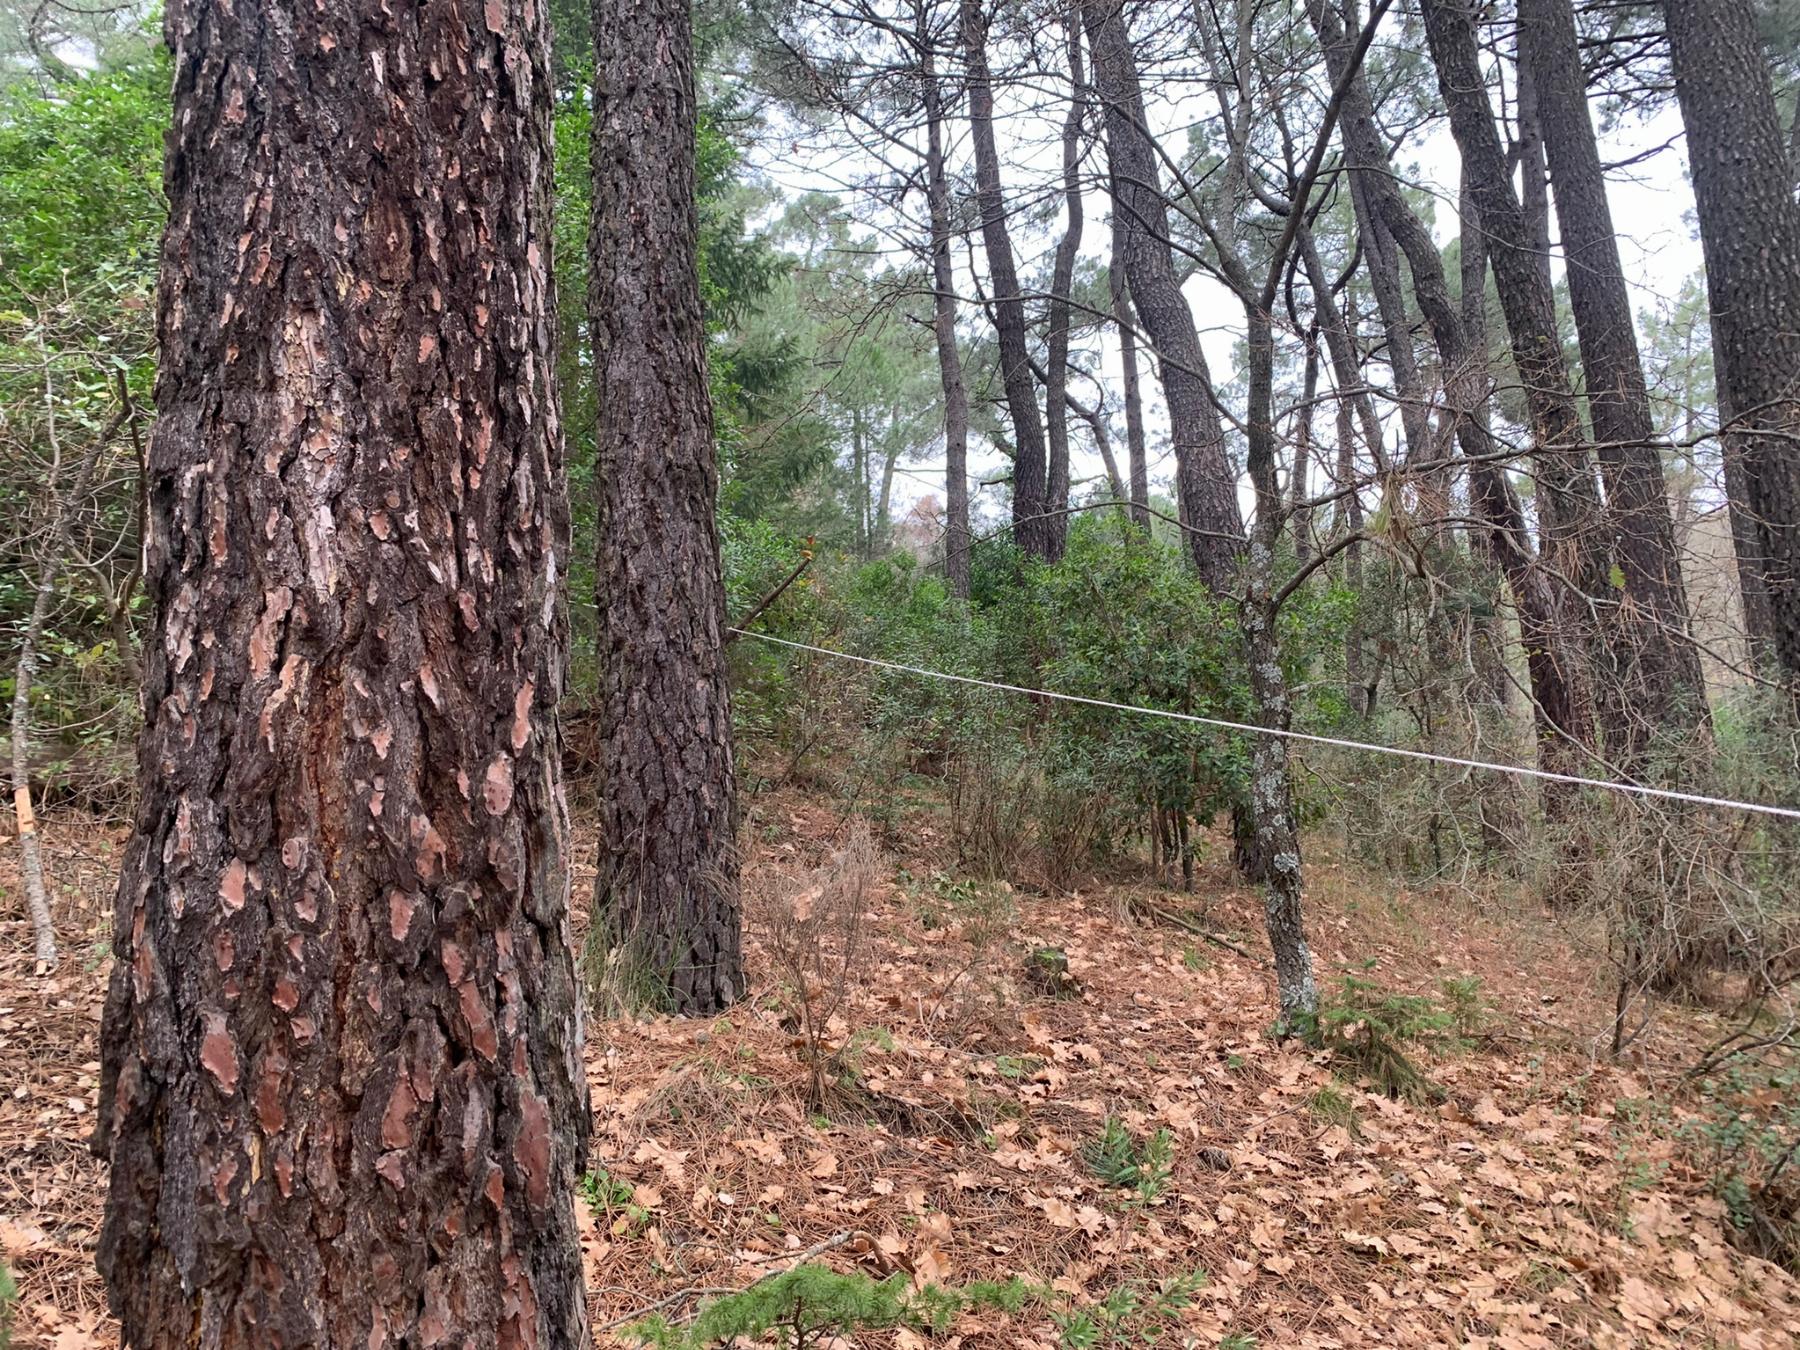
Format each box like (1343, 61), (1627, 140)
(590, 0), (744, 1013)
(1518, 0), (1710, 767)
(1042, 13), (1086, 563)
(1084, 0), (1245, 587)
(1421, 0), (1610, 607)
(1243, 299), (1321, 1026)
(1108, 194), (1151, 531)
(962, 0), (1052, 559)
(921, 39), (973, 598)
(1664, 0), (1800, 708)
(1348, 175), (1431, 467)
(94, 1), (589, 1343)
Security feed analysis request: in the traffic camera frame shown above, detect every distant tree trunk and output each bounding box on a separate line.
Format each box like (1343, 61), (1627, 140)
(1518, 0), (1711, 762)
(921, 38), (973, 597)
(1515, 54), (1556, 297)
(94, 0), (589, 1343)
(1460, 169), (1513, 715)
(962, 0), (1052, 559)
(851, 407), (871, 559)
(1042, 12), (1086, 562)
(11, 366), (119, 970)
(1308, 0), (1594, 782)
(1664, 0), (1800, 707)
(1108, 193), (1151, 530)
(876, 416), (901, 546)
(591, 0), (743, 1012)
(1422, 0), (1609, 605)
(1083, 0), (1245, 587)
(1297, 226), (1374, 715)
(1290, 333), (1319, 568)
(1048, 372), (1128, 507)
(1349, 175), (1430, 467)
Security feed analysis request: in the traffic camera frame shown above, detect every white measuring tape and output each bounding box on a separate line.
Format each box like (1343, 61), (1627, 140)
(730, 628), (1800, 823)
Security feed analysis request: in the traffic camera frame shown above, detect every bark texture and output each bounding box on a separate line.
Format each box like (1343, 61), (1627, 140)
(94, 0), (589, 1344)
(1664, 0), (1800, 704)
(1519, 0), (1709, 761)
(590, 0), (744, 1013)
(962, 0), (1052, 559)
(1084, 0), (1245, 587)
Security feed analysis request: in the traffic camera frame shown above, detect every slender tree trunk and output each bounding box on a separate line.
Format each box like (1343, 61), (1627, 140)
(1244, 295), (1320, 1024)
(1084, 0), (1245, 587)
(1291, 333), (1319, 568)
(1109, 195), (1151, 530)
(95, 0), (589, 1342)
(591, 0), (743, 1012)
(1055, 379), (1129, 506)
(1324, 333), (1369, 718)
(1515, 55), (1556, 297)
(1299, 225), (1369, 711)
(876, 419), (901, 547)
(1350, 174), (1431, 466)
(1461, 168), (1513, 715)
(1518, 0), (1710, 762)
(921, 39), (973, 597)
(1300, 226), (1386, 483)
(11, 369), (119, 970)
(962, 0), (1052, 558)
(1043, 12), (1086, 562)
(1665, 0), (1800, 707)
(851, 407), (870, 559)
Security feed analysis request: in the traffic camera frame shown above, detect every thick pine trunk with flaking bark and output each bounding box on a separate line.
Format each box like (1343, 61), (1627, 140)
(962, 0), (1052, 559)
(1518, 0), (1709, 765)
(1083, 0), (1244, 587)
(590, 0), (743, 1014)
(1664, 0), (1800, 706)
(94, 1), (589, 1344)
(921, 40), (973, 597)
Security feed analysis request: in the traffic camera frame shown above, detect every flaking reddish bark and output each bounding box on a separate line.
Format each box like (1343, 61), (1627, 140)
(94, 0), (589, 1345)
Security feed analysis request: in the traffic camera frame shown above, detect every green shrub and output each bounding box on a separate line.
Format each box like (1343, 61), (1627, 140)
(1051, 1269), (1207, 1348)
(1080, 1116), (1175, 1203)
(1679, 1064), (1800, 1270)
(624, 1264), (1037, 1349)
(1301, 964), (1461, 1102)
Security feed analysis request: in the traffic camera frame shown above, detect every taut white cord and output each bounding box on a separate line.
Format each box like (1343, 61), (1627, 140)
(730, 628), (1800, 823)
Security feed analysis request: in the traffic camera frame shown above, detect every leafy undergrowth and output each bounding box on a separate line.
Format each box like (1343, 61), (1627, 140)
(3, 792), (1799, 1348)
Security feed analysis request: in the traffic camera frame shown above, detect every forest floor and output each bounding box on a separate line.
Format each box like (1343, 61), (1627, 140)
(4, 784), (1799, 1349)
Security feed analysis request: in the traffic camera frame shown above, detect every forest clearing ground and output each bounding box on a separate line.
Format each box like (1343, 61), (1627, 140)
(3, 792), (1798, 1349)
